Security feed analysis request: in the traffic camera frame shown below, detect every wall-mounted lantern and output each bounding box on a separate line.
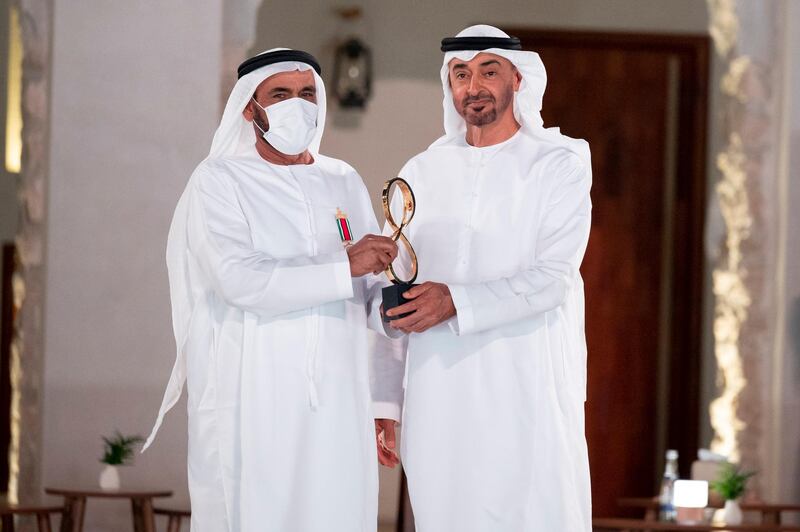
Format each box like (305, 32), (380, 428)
(333, 38), (372, 109)
(331, 8), (372, 110)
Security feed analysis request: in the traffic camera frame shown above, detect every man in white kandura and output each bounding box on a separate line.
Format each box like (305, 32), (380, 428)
(372, 25), (593, 531)
(144, 48), (397, 531)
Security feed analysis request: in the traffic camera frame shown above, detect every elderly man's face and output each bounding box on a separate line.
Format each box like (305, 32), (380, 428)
(242, 69), (316, 129)
(448, 53), (520, 127)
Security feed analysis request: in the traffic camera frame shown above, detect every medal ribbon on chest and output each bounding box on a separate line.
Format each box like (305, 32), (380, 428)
(336, 208), (353, 245)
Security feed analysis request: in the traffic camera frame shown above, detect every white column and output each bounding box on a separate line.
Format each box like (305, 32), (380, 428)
(706, 0), (794, 502)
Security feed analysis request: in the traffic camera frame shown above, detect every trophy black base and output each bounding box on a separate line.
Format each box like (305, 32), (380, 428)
(382, 283), (417, 321)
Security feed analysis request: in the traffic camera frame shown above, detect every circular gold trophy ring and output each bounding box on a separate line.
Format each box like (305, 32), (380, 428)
(381, 177), (418, 285)
(382, 177), (416, 231)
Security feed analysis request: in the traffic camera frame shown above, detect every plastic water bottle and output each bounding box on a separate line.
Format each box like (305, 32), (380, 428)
(658, 449), (679, 521)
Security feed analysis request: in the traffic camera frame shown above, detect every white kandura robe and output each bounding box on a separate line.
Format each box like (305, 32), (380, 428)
(373, 130), (592, 531)
(173, 151), (383, 531)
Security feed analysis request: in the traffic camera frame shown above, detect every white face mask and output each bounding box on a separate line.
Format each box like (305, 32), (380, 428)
(251, 96), (318, 155)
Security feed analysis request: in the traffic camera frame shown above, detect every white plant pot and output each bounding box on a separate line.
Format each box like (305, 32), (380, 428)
(723, 499), (743, 525)
(99, 464), (120, 491)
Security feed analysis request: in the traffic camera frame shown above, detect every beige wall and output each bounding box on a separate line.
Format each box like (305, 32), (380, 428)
(41, 0), (221, 529)
(778, 0), (800, 510)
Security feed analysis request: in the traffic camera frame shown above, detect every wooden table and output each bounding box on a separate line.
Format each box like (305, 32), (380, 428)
(618, 498), (800, 525)
(594, 517), (800, 531)
(44, 487), (173, 532)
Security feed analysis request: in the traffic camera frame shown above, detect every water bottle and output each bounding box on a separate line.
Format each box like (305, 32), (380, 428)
(658, 449), (679, 521)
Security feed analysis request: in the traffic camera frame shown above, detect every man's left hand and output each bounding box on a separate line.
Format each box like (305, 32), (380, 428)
(385, 282), (456, 333)
(375, 419), (400, 468)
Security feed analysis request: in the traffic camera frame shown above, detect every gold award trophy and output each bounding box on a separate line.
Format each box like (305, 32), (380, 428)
(381, 177), (418, 320)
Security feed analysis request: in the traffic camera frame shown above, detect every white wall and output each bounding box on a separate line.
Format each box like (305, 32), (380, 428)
(42, 1), (221, 529)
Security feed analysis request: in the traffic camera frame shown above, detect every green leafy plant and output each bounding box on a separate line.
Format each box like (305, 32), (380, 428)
(100, 431), (144, 466)
(710, 463), (755, 501)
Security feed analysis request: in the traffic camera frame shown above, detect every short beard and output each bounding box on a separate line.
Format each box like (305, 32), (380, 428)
(465, 108), (497, 126)
(459, 86), (514, 127)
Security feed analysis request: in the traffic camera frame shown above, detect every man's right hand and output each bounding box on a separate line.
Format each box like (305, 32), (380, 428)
(375, 418), (400, 468)
(347, 235), (398, 277)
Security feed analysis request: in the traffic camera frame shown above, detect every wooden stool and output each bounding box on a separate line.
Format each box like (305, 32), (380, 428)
(0, 501), (66, 532)
(153, 507), (190, 532)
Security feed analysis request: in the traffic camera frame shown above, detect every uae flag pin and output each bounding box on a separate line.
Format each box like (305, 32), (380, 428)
(336, 208), (353, 245)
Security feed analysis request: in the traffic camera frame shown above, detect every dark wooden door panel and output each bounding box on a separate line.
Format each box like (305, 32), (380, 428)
(509, 29), (708, 519)
(545, 43), (670, 517)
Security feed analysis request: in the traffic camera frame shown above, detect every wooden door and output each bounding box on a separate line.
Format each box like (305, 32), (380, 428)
(508, 29), (709, 518)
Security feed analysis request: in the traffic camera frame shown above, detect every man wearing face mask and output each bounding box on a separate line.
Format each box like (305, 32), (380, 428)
(144, 48), (397, 531)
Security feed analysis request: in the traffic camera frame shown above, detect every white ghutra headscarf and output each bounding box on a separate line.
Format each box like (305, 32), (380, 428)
(431, 25), (590, 169)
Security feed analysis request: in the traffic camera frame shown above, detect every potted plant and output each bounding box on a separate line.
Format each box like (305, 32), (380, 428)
(99, 431), (144, 490)
(710, 463), (755, 525)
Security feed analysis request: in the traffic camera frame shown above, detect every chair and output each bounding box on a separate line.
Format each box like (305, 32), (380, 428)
(0, 501), (66, 532)
(153, 507), (190, 532)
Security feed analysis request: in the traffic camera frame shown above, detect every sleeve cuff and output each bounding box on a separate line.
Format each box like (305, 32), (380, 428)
(374, 309), (406, 339)
(364, 276), (406, 338)
(332, 249), (355, 300)
(447, 283), (474, 336)
(373, 401), (402, 422)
